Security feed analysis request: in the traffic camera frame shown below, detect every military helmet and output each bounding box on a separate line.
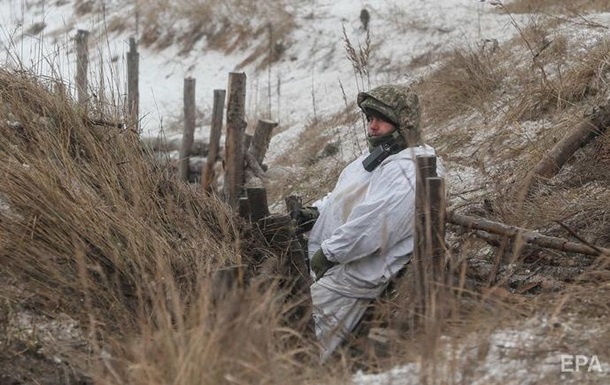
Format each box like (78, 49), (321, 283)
(357, 85), (422, 146)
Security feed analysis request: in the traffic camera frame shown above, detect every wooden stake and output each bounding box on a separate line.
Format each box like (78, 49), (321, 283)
(413, 155), (438, 323)
(75, 30), (89, 106)
(127, 37), (139, 133)
(178, 77), (196, 182)
(246, 187), (270, 221)
(249, 119), (278, 165)
(202, 89), (226, 192)
(223, 72), (247, 209)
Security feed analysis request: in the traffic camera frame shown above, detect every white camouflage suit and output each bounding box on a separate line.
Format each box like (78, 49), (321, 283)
(308, 143), (441, 362)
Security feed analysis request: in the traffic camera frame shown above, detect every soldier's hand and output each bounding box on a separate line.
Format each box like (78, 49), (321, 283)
(292, 206), (319, 234)
(310, 248), (337, 280)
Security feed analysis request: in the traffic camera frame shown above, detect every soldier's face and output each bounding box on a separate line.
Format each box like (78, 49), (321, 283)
(367, 115), (395, 137)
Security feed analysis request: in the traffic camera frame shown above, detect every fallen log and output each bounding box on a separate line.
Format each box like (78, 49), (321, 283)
(525, 101), (610, 194)
(448, 211), (610, 256)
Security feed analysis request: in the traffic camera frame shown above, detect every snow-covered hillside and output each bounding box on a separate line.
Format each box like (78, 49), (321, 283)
(0, 0), (522, 142)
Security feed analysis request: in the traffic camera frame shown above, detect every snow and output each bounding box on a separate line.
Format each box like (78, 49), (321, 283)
(2, 0), (609, 383)
(0, 0), (525, 146)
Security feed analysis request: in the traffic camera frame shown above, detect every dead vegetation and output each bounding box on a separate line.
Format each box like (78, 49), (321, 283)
(1, 2), (610, 385)
(502, 0), (610, 14)
(0, 69), (318, 384)
(100, 0), (295, 69)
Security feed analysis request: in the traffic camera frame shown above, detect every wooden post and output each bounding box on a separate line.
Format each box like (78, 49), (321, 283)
(426, 176), (447, 324)
(427, 177), (446, 280)
(178, 77), (196, 182)
(413, 155), (438, 322)
(238, 197), (251, 219)
(223, 72), (247, 209)
(202, 89), (226, 192)
(246, 187), (270, 221)
(75, 30), (89, 106)
(249, 119), (278, 165)
(127, 37), (139, 133)
(243, 133), (253, 153)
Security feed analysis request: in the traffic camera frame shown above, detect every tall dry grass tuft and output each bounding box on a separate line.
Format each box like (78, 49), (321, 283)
(101, 279), (317, 385)
(417, 43), (506, 127)
(507, 37), (610, 122)
(343, 26), (371, 93)
(0, 69), (235, 317)
(0, 69), (319, 383)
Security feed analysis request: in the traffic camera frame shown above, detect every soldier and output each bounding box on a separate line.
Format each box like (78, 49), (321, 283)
(295, 85), (442, 362)
(360, 8), (370, 31)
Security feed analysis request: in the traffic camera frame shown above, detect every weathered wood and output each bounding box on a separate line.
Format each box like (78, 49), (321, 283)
(427, 177), (446, 279)
(243, 120), (276, 188)
(75, 30), (89, 106)
(238, 197), (250, 219)
(245, 151), (266, 180)
(178, 77), (196, 182)
(246, 187), (270, 221)
(448, 211), (610, 256)
(243, 133), (253, 152)
(527, 102), (610, 193)
(249, 119), (278, 165)
(223, 72), (247, 208)
(202, 89), (226, 192)
(127, 37), (139, 133)
(413, 155), (437, 310)
(425, 177), (448, 325)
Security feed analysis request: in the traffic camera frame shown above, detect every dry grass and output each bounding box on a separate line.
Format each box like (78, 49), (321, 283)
(0, 69), (322, 384)
(503, 0), (610, 14)
(416, 42), (507, 127)
(2, 2), (610, 384)
(416, 11), (610, 234)
(101, 0), (295, 68)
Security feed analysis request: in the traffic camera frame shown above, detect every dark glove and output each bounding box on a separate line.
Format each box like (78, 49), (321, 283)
(292, 206), (319, 235)
(310, 248), (337, 280)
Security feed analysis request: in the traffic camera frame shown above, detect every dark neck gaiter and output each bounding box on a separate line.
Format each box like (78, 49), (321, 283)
(366, 130), (407, 152)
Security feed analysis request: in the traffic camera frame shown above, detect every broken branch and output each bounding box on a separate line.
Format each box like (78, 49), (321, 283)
(525, 102), (610, 194)
(448, 211), (609, 256)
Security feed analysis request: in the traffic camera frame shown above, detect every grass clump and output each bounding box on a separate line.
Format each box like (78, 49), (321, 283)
(0, 68), (320, 384)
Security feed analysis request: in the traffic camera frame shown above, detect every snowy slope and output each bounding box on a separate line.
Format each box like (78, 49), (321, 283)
(0, 0), (522, 142)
